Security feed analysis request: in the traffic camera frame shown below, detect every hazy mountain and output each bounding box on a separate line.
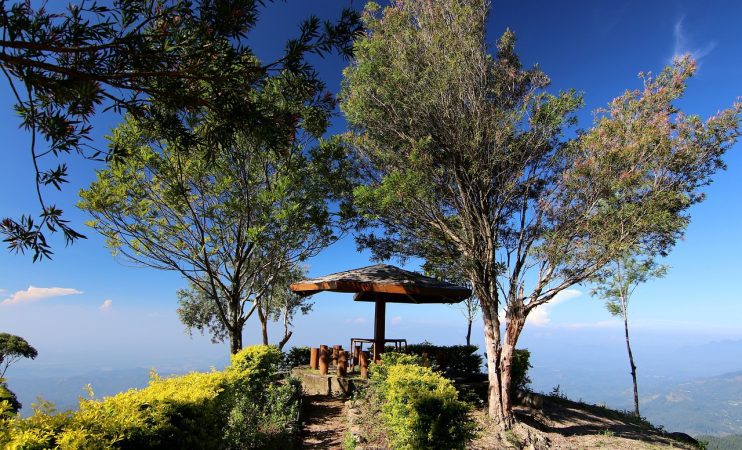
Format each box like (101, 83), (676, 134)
(642, 371), (742, 437)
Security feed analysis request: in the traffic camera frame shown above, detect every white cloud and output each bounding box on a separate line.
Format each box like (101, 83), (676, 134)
(562, 320), (619, 330)
(526, 289), (582, 327)
(672, 16), (716, 63)
(99, 299), (113, 312)
(345, 317), (367, 324)
(391, 316), (402, 325)
(1, 286), (82, 305)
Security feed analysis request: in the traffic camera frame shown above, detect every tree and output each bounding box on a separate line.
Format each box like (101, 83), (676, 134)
(80, 74), (354, 353)
(592, 253), (667, 417)
(262, 266), (313, 350)
(340, 0), (740, 426)
(0, 333), (37, 378)
(0, 0), (360, 260)
(177, 265), (312, 350)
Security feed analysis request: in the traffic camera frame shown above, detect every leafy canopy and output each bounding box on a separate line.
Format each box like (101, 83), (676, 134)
(0, 333), (38, 378)
(0, 0), (361, 260)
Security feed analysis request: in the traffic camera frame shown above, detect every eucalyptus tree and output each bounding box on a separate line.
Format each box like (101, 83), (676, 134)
(341, 0), (740, 426)
(592, 254), (667, 417)
(0, 0), (360, 260)
(80, 75), (355, 353)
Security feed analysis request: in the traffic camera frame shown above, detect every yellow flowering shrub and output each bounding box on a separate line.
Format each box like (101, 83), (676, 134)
(0, 345), (296, 450)
(377, 363), (476, 450)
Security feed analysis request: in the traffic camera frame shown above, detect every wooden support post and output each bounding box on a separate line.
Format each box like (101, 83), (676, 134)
(373, 298), (386, 362)
(319, 347), (329, 375)
(353, 344), (361, 372)
(332, 345), (340, 368)
(338, 351), (348, 377)
(359, 351), (370, 379)
(309, 347), (319, 369)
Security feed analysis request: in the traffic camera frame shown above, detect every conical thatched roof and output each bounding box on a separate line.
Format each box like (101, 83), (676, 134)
(290, 264), (471, 304)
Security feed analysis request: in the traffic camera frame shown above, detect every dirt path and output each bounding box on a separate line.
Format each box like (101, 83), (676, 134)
(300, 395), (348, 449)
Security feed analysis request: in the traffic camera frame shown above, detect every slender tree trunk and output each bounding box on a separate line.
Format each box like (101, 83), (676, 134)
(278, 306), (293, 350)
(229, 329), (243, 354)
(623, 309), (640, 417)
(466, 317), (473, 346)
(257, 304), (269, 346)
(481, 302), (506, 425)
(500, 309), (526, 426)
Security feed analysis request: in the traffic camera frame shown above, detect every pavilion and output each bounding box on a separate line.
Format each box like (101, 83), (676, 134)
(290, 263), (471, 361)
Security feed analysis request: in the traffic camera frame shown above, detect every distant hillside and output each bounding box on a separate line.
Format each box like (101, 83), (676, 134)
(696, 434), (742, 450)
(642, 371), (742, 436)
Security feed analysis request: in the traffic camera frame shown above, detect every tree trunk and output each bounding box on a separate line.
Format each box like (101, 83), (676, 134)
(499, 310), (526, 428)
(278, 306), (293, 350)
(278, 330), (293, 351)
(623, 312), (640, 417)
(481, 303), (507, 425)
(466, 317), (473, 346)
(229, 329), (243, 355)
(257, 304), (269, 346)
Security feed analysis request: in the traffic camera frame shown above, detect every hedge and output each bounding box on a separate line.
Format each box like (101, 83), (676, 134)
(386, 342), (483, 378)
(370, 353), (476, 450)
(0, 345), (300, 450)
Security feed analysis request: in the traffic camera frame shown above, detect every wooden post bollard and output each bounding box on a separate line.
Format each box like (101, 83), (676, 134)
(353, 344), (362, 372)
(309, 347), (319, 370)
(319, 347), (329, 375)
(338, 351), (348, 377)
(332, 345), (340, 368)
(359, 351), (370, 379)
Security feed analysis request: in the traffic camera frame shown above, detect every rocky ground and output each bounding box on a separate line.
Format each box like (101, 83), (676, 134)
(337, 392), (699, 449)
(469, 394), (698, 449)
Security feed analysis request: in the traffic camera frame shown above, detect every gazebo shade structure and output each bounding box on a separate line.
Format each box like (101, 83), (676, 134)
(291, 264), (472, 360)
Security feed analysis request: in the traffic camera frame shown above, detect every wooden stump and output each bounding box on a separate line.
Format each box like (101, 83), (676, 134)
(359, 351), (370, 379)
(319, 347), (329, 375)
(338, 351), (348, 377)
(310, 347), (319, 370)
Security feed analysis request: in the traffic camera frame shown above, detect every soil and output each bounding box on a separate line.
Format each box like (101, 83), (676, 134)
(301, 392), (697, 449)
(300, 395), (349, 449)
(470, 394), (698, 450)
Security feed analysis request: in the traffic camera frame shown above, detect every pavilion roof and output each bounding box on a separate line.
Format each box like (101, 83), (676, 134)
(290, 263), (471, 304)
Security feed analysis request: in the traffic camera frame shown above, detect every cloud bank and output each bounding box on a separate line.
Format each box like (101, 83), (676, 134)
(1, 286), (83, 305)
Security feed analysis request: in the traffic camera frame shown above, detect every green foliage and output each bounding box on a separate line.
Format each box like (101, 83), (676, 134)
(0, 333), (38, 378)
(397, 342), (483, 378)
(366, 353), (476, 449)
(379, 364), (476, 450)
(0, 0), (361, 260)
(341, 0), (740, 421)
(79, 98), (353, 352)
(0, 345), (299, 449)
(0, 380), (21, 414)
(282, 346), (311, 370)
(696, 435), (742, 450)
(510, 349), (532, 397)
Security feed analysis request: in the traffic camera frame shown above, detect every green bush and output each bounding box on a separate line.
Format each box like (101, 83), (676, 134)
(0, 380), (21, 414)
(281, 346), (311, 370)
(390, 342), (483, 378)
(0, 345), (300, 450)
(381, 364), (476, 450)
(510, 349), (532, 397)
(368, 353), (476, 450)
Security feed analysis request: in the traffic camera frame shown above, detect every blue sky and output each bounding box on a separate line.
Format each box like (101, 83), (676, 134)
(1, 0), (741, 387)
